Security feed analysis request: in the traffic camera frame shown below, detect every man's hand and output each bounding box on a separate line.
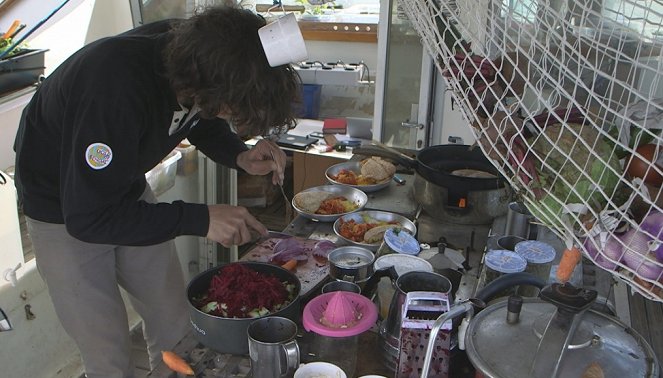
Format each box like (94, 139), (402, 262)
(236, 139), (286, 185)
(206, 204), (267, 247)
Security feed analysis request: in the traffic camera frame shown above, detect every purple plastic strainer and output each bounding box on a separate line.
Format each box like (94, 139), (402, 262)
(302, 291), (378, 337)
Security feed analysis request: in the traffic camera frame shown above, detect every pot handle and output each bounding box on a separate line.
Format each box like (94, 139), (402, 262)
(361, 265), (398, 300)
(352, 146), (418, 169)
(475, 272), (545, 303)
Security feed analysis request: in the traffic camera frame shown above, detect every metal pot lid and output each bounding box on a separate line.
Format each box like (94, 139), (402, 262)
(465, 297), (660, 378)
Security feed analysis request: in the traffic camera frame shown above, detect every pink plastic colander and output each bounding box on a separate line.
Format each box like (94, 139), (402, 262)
(302, 291), (378, 337)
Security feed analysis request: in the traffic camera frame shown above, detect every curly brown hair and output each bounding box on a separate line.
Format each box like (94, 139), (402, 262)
(163, 6), (301, 136)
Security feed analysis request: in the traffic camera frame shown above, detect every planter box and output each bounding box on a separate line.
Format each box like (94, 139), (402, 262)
(0, 49), (47, 96)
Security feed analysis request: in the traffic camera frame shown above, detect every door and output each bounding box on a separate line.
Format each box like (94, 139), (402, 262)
(373, 0), (434, 150)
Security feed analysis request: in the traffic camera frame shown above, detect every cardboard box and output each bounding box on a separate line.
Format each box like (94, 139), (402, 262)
(237, 172), (280, 208)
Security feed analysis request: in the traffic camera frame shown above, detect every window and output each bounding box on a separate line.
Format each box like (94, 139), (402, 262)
(255, 0), (379, 24)
(603, 0), (663, 40)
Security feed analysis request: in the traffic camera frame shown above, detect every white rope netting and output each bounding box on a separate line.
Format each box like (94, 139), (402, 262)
(399, 0), (663, 301)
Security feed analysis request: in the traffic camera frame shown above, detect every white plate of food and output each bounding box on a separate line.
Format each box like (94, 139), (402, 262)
(325, 157), (396, 192)
(333, 210), (417, 252)
(292, 185), (367, 222)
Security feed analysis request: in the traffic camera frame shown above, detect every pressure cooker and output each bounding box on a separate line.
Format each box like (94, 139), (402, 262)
(464, 283), (660, 378)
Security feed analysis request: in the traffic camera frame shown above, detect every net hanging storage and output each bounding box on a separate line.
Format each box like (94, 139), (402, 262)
(398, 0), (663, 301)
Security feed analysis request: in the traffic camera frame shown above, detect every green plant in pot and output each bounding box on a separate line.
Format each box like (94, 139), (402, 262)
(296, 0), (335, 17)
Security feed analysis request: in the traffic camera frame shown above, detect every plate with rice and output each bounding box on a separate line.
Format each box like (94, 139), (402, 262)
(292, 185), (367, 222)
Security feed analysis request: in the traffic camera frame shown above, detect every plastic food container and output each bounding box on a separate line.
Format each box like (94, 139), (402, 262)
(484, 249), (527, 298)
(175, 141), (197, 176)
(376, 228), (421, 257)
(515, 240), (556, 296)
(145, 150), (181, 196)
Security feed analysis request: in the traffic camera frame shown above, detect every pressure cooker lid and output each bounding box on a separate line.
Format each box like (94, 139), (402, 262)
(465, 298), (660, 378)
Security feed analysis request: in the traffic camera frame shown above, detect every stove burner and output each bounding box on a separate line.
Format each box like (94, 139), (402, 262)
(416, 211), (491, 251)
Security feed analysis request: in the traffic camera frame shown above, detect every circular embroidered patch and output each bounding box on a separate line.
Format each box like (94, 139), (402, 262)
(85, 143), (113, 170)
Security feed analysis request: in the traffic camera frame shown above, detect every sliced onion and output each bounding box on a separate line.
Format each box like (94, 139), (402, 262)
(640, 210), (663, 263)
(583, 234), (623, 271)
(311, 240), (336, 263)
(270, 238), (308, 265)
(620, 228), (663, 281)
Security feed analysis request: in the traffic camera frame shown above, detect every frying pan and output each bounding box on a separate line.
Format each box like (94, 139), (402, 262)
(354, 144), (506, 200)
(354, 144), (512, 223)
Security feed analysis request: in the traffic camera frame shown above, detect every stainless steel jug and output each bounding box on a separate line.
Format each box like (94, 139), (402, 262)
(377, 271), (452, 371)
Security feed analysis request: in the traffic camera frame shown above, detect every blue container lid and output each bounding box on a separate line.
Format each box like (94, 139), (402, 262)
(485, 249), (527, 273)
(514, 240), (556, 264)
(384, 228), (420, 255)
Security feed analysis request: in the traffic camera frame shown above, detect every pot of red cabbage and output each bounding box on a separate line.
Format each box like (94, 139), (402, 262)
(187, 261), (301, 355)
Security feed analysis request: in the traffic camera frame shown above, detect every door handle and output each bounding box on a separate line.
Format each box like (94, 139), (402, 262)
(401, 121), (424, 129)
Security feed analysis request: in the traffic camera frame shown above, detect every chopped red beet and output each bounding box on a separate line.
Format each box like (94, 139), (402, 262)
(200, 264), (292, 318)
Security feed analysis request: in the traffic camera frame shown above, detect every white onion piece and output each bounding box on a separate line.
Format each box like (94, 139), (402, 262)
(620, 229), (663, 281)
(640, 210), (663, 263)
(583, 234), (622, 271)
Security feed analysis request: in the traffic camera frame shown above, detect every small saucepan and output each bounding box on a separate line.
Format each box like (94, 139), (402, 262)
(328, 246), (375, 285)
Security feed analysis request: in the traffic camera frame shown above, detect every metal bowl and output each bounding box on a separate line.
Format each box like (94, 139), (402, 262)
(325, 161), (391, 192)
(333, 210), (417, 252)
(292, 184), (367, 222)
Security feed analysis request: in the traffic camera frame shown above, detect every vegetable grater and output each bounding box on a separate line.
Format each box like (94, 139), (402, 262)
(397, 291), (452, 377)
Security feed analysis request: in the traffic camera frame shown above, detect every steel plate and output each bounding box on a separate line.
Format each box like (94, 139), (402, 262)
(292, 185), (367, 222)
(325, 161), (392, 193)
(333, 210), (417, 252)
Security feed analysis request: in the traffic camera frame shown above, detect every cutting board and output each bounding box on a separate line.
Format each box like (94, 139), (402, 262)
(242, 237), (332, 297)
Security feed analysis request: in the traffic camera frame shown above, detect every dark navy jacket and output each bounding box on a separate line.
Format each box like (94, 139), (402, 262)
(14, 20), (248, 246)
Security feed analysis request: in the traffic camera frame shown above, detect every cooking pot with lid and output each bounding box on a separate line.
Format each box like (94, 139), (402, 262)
(465, 283), (660, 378)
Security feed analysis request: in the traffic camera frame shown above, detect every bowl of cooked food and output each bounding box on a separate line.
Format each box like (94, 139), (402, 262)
(333, 210), (417, 252)
(292, 185), (368, 222)
(326, 157), (396, 192)
(187, 261), (301, 355)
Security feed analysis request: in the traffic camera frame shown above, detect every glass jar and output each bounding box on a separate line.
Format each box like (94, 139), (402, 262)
(376, 228), (420, 258)
(484, 249), (527, 298)
(309, 334), (358, 377)
(514, 240), (556, 297)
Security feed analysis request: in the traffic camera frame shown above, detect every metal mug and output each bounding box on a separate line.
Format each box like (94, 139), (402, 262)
(505, 202), (536, 239)
(496, 235), (526, 251)
(247, 316), (300, 378)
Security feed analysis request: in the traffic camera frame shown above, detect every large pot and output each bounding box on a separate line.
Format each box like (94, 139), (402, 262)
(187, 261), (301, 355)
(354, 144), (512, 224)
(466, 283), (660, 378)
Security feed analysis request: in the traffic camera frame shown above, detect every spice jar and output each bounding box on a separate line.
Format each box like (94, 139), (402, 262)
(376, 228), (420, 258)
(514, 240), (556, 297)
(483, 249), (527, 297)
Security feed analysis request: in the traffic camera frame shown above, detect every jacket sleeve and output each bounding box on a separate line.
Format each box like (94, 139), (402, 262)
(61, 74), (210, 246)
(186, 118), (249, 168)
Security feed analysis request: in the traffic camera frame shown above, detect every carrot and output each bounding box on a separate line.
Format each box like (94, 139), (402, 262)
(281, 259), (298, 271)
(161, 350), (194, 376)
(556, 246), (582, 283)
